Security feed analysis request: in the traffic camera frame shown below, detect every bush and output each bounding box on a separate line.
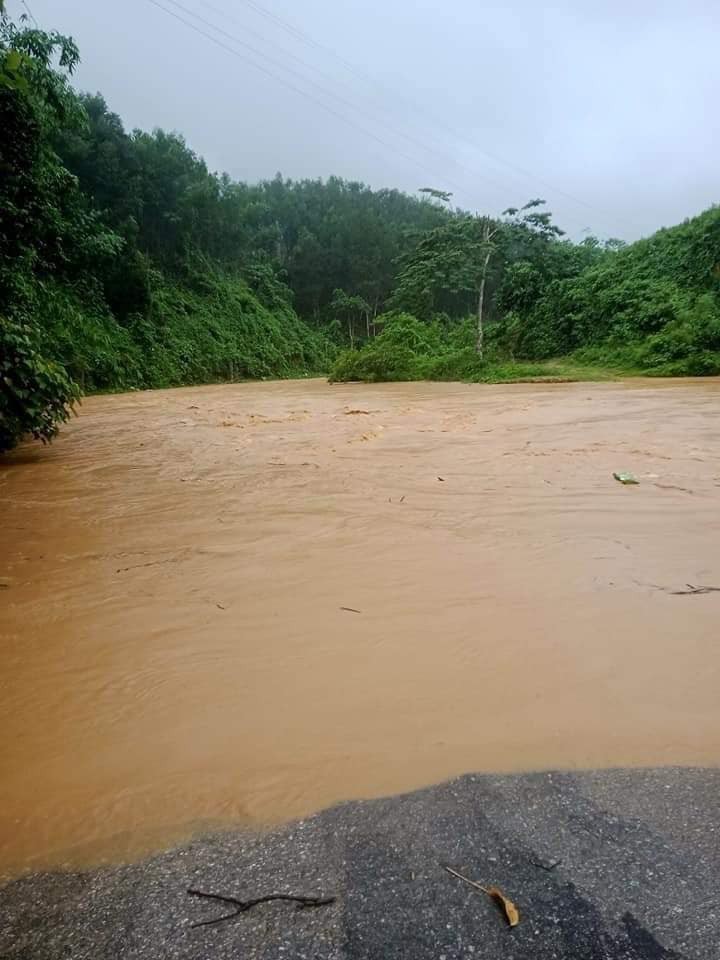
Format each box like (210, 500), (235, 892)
(493, 207), (720, 361)
(425, 347), (485, 380)
(0, 317), (80, 453)
(329, 312), (565, 383)
(329, 313), (438, 382)
(138, 271), (331, 386)
(33, 280), (142, 390)
(330, 342), (422, 382)
(627, 293), (720, 374)
(26, 268), (332, 395)
(569, 294), (720, 377)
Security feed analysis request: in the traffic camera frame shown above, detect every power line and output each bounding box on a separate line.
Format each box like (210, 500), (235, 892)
(182, 0), (530, 204)
(20, 0), (39, 26)
(235, 0), (632, 230)
(147, 0), (513, 213)
(199, 0), (398, 93)
(149, 0), (632, 237)
(151, 0), (605, 234)
(209, 0), (639, 236)
(153, 0), (520, 210)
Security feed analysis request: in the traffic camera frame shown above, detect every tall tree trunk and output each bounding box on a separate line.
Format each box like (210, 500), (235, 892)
(475, 218), (497, 358)
(476, 249), (492, 358)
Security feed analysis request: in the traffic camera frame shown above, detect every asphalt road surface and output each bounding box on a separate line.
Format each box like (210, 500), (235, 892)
(1, 768), (718, 959)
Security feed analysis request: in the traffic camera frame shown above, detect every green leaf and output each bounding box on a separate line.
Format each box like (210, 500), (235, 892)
(5, 50), (22, 72)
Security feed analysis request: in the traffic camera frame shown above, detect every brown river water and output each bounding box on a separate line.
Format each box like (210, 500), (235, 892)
(1, 378), (719, 875)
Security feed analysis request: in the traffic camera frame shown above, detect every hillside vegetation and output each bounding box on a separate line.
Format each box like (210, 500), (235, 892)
(1, 14), (718, 450)
(330, 206), (720, 384)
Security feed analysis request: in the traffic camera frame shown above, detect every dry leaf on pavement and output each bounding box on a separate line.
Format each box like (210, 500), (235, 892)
(443, 866), (520, 927)
(484, 885), (520, 927)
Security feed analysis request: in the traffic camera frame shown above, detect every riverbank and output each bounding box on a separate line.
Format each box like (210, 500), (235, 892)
(326, 314), (720, 384)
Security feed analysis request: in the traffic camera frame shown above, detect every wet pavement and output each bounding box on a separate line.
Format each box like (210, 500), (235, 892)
(2, 767), (718, 959)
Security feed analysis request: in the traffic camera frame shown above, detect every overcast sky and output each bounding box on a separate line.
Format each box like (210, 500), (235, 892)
(12, 0), (719, 240)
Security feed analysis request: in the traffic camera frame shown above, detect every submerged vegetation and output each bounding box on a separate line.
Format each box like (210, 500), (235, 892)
(1, 11), (719, 450)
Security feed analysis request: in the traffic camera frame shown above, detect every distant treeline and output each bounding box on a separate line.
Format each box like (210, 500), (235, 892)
(1, 14), (719, 449)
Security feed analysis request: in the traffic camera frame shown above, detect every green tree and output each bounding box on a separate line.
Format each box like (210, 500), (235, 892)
(389, 214), (501, 355)
(330, 288), (371, 346)
(0, 317), (80, 452)
(0, 14), (121, 450)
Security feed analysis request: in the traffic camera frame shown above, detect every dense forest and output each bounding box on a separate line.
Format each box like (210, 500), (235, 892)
(1, 14), (719, 451)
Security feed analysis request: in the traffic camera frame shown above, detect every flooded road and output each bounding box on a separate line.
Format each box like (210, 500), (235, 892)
(1, 378), (719, 874)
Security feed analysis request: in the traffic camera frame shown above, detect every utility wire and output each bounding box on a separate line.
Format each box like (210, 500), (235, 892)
(20, 0), (39, 26)
(147, 0), (513, 214)
(184, 0), (517, 200)
(151, 0), (603, 233)
(149, 0), (629, 236)
(186, 0), (535, 203)
(206, 0), (639, 236)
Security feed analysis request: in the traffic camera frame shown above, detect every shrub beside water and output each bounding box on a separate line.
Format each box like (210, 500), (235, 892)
(0, 317), (80, 453)
(329, 314), (568, 383)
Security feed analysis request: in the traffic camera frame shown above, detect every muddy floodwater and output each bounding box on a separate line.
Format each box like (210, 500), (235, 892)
(1, 378), (719, 874)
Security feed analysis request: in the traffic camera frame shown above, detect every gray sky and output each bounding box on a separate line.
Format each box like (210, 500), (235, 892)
(13, 0), (719, 240)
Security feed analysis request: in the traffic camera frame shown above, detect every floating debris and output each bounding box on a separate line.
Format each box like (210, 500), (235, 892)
(613, 472), (639, 485)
